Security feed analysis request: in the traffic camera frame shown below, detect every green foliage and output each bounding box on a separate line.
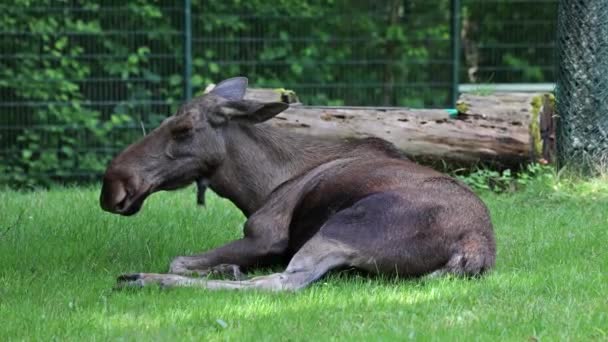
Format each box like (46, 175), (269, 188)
(0, 1), (559, 187)
(456, 163), (555, 193)
(461, 0), (557, 83)
(0, 1), (183, 187)
(188, 0), (456, 107)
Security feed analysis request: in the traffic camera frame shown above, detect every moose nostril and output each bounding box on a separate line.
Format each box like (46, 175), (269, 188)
(115, 193), (129, 210)
(115, 185), (135, 210)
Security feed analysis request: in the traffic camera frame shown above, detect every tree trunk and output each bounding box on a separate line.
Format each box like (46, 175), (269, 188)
(266, 92), (551, 167)
(209, 84), (553, 167)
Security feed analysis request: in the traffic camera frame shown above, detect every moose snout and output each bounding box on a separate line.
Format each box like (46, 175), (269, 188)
(100, 167), (146, 215)
(100, 178), (127, 213)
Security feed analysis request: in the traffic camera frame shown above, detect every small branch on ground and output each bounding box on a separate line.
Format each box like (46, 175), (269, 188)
(0, 209), (25, 239)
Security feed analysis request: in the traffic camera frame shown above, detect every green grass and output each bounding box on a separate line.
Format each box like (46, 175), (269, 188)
(1, 176), (607, 341)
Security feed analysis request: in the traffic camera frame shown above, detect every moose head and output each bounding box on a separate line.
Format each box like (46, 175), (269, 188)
(99, 77), (288, 216)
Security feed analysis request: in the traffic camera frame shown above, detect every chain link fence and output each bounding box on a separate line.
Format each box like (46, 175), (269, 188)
(556, 0), (608, 172)
(0, 0), (559, 186)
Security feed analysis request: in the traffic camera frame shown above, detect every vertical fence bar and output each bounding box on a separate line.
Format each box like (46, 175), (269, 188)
(450, 0), (461, 108)
(184, 0), (193, 101)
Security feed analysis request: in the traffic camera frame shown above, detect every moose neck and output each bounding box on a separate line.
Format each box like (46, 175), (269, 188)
(209, 122), (331, 217)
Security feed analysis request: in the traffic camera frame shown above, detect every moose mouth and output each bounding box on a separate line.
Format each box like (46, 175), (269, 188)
(100, 182), (152, 216)
(114, 193), (148, 216)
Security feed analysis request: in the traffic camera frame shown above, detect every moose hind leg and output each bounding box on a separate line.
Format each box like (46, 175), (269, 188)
(187, 234), (352, 291)
(265, 234), (355, 291)
(117, 234), (353, 291)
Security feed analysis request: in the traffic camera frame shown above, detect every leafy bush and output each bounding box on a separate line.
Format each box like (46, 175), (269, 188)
(456, 164), (555, 193)
(0, 1), (558, 187)
(0, 1), (181, 187)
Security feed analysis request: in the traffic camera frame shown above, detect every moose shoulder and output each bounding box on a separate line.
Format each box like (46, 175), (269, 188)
(101, 77), (496, 291)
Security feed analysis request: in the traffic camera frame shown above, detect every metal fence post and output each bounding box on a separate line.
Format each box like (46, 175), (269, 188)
(450, 0), (461, 108)
(184, 0), (193, 101)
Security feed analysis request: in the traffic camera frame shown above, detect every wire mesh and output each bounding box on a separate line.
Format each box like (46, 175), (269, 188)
(0, 1), (184, 185)
(0, 0), (559, 185)
(556, 0), (608, 171)
(190, 1), (456, 108)
(461, 0), (559, 84)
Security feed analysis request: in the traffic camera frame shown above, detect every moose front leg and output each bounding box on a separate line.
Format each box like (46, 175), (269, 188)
(117, 234), (352, 291)
(168, 214), (289, 276)
(169, 237), (285, 276)
(172, 263), (246, 280)
(169, 158), (335, 277)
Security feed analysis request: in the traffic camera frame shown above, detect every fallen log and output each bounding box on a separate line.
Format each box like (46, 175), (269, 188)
(265, 93), (552, 167)
(209, 85), (555, 167)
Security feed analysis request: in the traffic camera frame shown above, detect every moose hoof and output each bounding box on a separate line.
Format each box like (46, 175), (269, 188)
(117, 273), (143, 282)
(114, 273), (166, 289)
(168, 256), (192, 274)
(114, 273), (147, 290)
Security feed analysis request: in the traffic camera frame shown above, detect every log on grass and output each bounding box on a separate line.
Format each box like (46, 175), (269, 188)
(265, 92), (554, 167)
(210, 85), (554, 166)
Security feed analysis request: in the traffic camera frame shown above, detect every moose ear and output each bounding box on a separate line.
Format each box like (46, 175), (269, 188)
(217, 100), (289, 124)
(209, 77), (248, 100)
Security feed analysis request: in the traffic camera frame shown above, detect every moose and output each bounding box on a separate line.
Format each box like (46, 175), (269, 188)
(100, 77), (496, 291)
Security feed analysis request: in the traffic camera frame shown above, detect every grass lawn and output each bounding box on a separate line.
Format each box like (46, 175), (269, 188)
(1, 176), (607, 341)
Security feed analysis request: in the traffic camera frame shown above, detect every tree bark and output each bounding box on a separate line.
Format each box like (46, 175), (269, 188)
(209, 84), (553, 167)
(266, 92), (551, 167)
